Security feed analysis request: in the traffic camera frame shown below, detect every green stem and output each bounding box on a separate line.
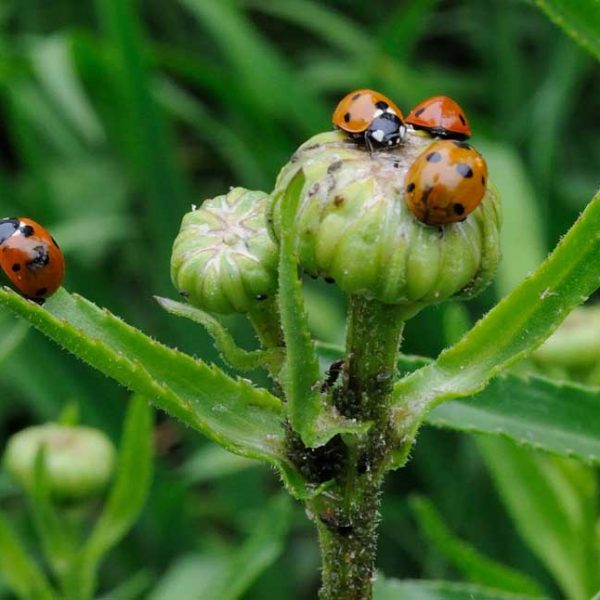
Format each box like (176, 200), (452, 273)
(248, 295), (284, 350)
(314, 296), (415, 600)
(248, 295), (285, 378)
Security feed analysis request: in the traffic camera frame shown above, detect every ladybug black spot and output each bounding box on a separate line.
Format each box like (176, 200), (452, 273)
(453, 141), (471, 149)
(406, 182), (416, 193)
(343, 112), (351, 123)
(454, 203), (465, 215)
(481, 176), (486, 186)
(11, 263), (21, 272)
(426, 151), (442, 163)
(375, 100), (389, 110)
(459, 114), (466, 125)
(351, 92), (361, 101)
(456, 163), (473, 178)
(20, 225), (34, 237)
(415, 107), (426, 117)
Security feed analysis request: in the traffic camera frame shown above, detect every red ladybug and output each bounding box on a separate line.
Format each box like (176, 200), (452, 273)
(0, 217), (65, 303)
(404, 140), (487, 225)
(406, 96), (471, 140)
(332, 89), (406, 150)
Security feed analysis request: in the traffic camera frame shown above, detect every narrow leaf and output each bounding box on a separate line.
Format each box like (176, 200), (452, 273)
(390, 188), (600, 460)
(156, 296), (283, 371)
(319, 345), (600, 466)
(215, 494), (292, 600)
(0, 288), (309, 498)
(278, 171), (322, 438)
(30, 449), (76, 581)
(535, 0), (600, 62)
(0, 510), (56, 600)
(374, 577), (544, 600)
(478, 438), (600, 600)
(78, 395), (154, 599)
(409, 496), (545, 595)
(278, 172), (365, 446)
(427, 374), (600, 465)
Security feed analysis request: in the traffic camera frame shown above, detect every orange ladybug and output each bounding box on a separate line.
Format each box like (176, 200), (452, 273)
(0, 217), (65, 303)
(406, 96), (471, 140)
(404, 140), (487, 225)
(332, 89), (406, 150)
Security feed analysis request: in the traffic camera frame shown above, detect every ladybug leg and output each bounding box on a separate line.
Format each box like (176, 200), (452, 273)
(364, 132), (374, 156)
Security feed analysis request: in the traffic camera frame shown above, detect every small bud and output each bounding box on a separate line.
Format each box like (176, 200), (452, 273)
(171, 188), (278, 314)
(270, 131), (501, 305)
(4, 424), (115, 500)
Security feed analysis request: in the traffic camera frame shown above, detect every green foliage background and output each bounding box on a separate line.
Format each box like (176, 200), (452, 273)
(0, 0), (598, 598)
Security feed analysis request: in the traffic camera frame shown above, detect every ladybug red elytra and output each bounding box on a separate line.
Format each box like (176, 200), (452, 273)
(332, 89), (406, 150)
(0, 217), (65, 303)
(406, 96), (471, 140)
(404, 140), (487, 225)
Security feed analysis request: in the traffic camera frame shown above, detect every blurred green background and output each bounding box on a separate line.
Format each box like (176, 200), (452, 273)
(0, 0), (598, 598)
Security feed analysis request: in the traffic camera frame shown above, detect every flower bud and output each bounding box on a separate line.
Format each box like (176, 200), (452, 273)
(270, 131), (501, 305)
(4, 424), (115, 500)
(171, 188), (278, 314)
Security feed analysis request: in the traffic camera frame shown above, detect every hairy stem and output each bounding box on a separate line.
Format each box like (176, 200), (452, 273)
(314, 297), (415, 600)
(248, 295), (285, 377)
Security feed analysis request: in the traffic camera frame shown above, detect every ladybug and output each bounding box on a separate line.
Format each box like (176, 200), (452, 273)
(406, 96), (471, 140)
(0, 217), (65, 303)
(332, 89), (406, 150)
(404, 140), (488, 226)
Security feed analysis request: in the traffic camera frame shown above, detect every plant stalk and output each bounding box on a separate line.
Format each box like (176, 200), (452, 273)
(314, 296), (415, 600)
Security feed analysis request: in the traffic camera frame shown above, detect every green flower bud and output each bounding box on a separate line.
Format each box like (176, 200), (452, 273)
(171, 188), (278, 314)
(270, 131), (501, 305)
(4, 424), (116, 500)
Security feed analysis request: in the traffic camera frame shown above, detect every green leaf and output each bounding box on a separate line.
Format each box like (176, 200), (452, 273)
(148, 495), (291, 600)
(96, 0), (189, 274)
(156, 296), (283, 371)
(409, 496), (545, 596)
(180, 445), (257, 485)
(178, 0), (326, 134)
(0, 314), (28, 365)
(29, 34), (105, 146)
(214, 494), (292, 600)
(30, 449), (76, 582)
(427, 372), (600, 465)
(77, 395), (154, 599)
(478, 438), (600, 600)
(95, 570), (153, 600)
(278, 171), (322, 438)
(319, 345), (600, 466)
(534, 0), (600, 62)
(278, 172), (365, 446)
(0, 288), (309, 497)
(374, 577), (544, 600)
(390, 188), (600, 464)
(0, 509), (56, 600)
(148, 554), (228, 600)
